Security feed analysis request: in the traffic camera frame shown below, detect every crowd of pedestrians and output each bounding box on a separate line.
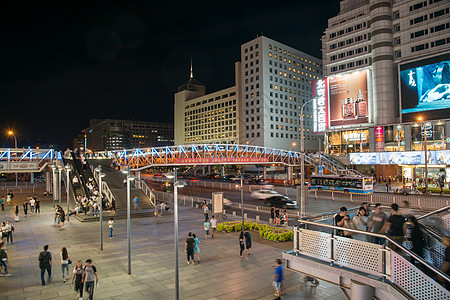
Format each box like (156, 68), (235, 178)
(38, 244), (99, 300)
(270, 207), (289, 227)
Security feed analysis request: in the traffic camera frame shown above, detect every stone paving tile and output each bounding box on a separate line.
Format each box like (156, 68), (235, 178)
(0, 192), (346, 299)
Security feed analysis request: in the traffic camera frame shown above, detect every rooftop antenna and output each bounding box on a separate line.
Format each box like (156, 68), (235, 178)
(190, 57), (193, 79)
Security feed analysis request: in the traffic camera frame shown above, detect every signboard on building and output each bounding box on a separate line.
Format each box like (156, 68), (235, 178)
(328, 70), (369, 127)
(375, 126), (385, 151)
(349, 150), (450, 165)
(400, 53), (450, 122)
(312, 79), (329, 132)
(174, 157), (270, 164)
(0, 162), (39, 172)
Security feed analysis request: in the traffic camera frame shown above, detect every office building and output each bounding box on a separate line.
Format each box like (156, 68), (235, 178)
(240, 36), (323, 151)
(318, 0), (450, 180)
(80, 119), (174, 151)
(174, 62), (241, 145)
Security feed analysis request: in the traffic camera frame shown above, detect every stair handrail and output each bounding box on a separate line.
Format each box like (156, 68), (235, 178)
(297, 219), (450, 286)
(417, 204), (450, 220)
(92, 168), (115, 204)
(134, 179), (155, 206)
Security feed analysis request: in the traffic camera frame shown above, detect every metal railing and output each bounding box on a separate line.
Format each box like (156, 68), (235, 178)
(294, 220), (450, 299)
(134, 180), (155, 206)
(92, 169), (115, 204)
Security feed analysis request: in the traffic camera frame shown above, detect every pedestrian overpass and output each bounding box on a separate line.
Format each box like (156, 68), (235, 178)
(0, 148), (57, 172)
(95, 144), (361, 176)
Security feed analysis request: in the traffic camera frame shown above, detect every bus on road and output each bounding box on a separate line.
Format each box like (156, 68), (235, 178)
(309, 175), (373, 194)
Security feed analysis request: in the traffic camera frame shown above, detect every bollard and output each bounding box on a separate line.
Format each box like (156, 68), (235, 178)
(244, 213), (247, 219)
(196, 204), (199, 209)
(269, 217), (273, 223)
(232, 211), (236, 216)
(332, 191), (334, 201)
(256, 216), (260, 222)
(224, 209), (226, 215)
(350, 193), (353, 202)
(314, 190), (317, 200)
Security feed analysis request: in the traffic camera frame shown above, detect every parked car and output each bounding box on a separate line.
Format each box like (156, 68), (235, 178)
(248, 178), (267, 185)
(264, 195), (298, 209)
(251, 189), (281, 199)
(394, 187), (412, 195)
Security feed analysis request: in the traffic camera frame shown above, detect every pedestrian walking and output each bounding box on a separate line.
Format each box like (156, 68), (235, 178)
(29, 197), (36, 213)
(185, 232), (195, 264)
(111, 199), (116, 213)
(38, 245), (52, 286)
(270, 206), (275, 223)
(14, 204), (19, 217)
(7, 192), (13, 205)
(352, 207), (368, 241)
(108, 218), (114, 239)
(35, 198), (41, 213)
(60, 209), (66, 229)
(204, 218), (210, 239)
(61, 247), (70, 282)
(1, 223), (7, 244)
(0, 196), (5, 211)
(72, 261), (84, 300)
(132, 195), (139, 212)
(82, 259), (98, 300)
(210, 216), (217, 238)
(0, 242), (10, 276)
(203, 204), (209, 221)
(272, 259), (283, 300)
(193, 234), (200, 264)
(239, 231), (245, 257)
(5, 221), (13, 244)
(23, 200), (28, 218)
(244, 230), (252, 255)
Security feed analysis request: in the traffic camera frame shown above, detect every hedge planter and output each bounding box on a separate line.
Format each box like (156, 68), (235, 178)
(216, 220), (293, 242)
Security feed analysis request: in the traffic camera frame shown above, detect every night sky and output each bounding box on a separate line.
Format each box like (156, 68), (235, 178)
(1, 1), (340, 149)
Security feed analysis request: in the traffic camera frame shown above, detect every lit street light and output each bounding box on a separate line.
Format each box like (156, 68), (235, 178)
(58, 166), (63, 206)
(299, 98), (314, 217)
(7, 131), (18, 187)
(65, 165), (71, 221)
(95, 166), (106, 251)
(418, 116), (428, 194)
(166, 169), (187, 300)
(122, 167), (135, 275)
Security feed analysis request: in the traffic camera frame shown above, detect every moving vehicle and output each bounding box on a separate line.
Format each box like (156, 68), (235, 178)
(251, 189), (281, 199)
(309, 175), (373, 194)
(264, 195), (297, 209)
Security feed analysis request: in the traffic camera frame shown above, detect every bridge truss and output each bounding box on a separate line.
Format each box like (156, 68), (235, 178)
(0, 148), (58, 172)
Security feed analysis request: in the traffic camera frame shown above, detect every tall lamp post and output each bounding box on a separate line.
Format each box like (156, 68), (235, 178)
(95, 166), (105, 251)
(51, 164), (57, 206)
(121, 167), (135, 275)
(166, 170), (186, 300)
(58, 166), (63, 206)
(8, 131), (18, 187)
(299, 98), (314, 217)
(418, 117), (428, 193)
(65, 165), (71, 221)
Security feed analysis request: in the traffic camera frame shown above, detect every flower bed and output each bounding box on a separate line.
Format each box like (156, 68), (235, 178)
(216, 220), (293, 242)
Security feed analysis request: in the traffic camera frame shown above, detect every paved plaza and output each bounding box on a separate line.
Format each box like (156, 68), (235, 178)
(0, 191), (346, 300)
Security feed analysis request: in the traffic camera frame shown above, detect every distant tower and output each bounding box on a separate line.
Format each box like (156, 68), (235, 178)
(177, 59), (206, 96)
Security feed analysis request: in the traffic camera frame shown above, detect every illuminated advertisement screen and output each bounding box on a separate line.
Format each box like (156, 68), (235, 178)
(401, 53), (450, 122)
(328, 70), (369, 127)
(349, 151), (444, 165)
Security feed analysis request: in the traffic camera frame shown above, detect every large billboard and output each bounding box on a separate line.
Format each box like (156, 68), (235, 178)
(401, 53), (450, 122)
(349, 150), (447, 165)
(328, 70), (369, 127)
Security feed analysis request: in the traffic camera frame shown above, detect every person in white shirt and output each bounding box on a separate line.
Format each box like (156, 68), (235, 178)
(29, 198), (36, 213)
(210, 216), (217, 238)
(108, 218), (114, 239)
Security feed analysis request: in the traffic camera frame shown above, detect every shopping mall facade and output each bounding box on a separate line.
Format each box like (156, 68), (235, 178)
(316, 0), (450, 184)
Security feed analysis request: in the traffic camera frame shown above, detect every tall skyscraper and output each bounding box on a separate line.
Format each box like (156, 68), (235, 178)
(240, 36), (323, 151)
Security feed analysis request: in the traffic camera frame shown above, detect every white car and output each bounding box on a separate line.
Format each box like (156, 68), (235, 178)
(251, 189), (281, 199)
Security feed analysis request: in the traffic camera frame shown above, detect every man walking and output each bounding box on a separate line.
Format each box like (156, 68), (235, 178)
(210, 215), (217, 238)
(272, 259), (283, 300)
(132, 195), (139, 212)
(82, 259), (98, 300)
(38, 245), (52, 286)
(0, 196), (5, 211)
(368, 203), (387, 245)
(185, 232), (195, 264)
(35, 198), (41, 213)
(203, 203), (209, 221)
(29, 197), (36, 213)
(0, 242), (10, 276)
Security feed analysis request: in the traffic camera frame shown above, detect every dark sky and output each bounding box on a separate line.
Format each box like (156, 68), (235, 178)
(1, 1), (340, 149)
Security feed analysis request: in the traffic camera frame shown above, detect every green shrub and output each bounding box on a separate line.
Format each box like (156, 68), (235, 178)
(216, 220), (293, 242)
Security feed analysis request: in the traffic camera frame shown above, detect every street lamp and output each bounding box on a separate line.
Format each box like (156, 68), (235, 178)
(65, 165), (71, 221)
(58, 166), (63, 206)
(95, 166), (106, 250)
(299, 98), (314, 217)
(8, 131), (18, 187)
(231, 176), (244, 231)
(173, 177), (186, 300)
(7, 131), (17, 148)
(50, 164), (57, 206)
(418, 116), (428, 194)
(126, 173), (135, 275)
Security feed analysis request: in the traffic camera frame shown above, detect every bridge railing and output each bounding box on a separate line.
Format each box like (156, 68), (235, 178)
(134, 180), (155, 206)
(92, 169), (115, 205)
(294, 220), (450, 299)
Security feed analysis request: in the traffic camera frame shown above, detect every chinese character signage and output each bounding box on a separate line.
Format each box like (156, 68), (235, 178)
(0, 162), (39, 172)
(374, 126), (384, 151)
(312, 79), (328, 132)
(174, 157), (270, 164)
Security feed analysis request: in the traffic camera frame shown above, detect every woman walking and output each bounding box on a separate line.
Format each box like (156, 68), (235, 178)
(239, 231), (245, 257)
(71, 260), (84, 300)
(23, 200), (28, 218)
(407, 216), (425, 264)
(14, 204), (19, 221)
(352, 207), (368, 241)
(108, 218), (114, 239)
(244, 230), (252, 255)
(61, 247), (70, 282)
(1, 223), (7, 244)
(193, 234), (200, 264)
(60, 209), (66, 229)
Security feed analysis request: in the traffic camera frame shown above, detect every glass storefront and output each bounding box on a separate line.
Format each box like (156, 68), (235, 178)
(328, 129), (370, 155)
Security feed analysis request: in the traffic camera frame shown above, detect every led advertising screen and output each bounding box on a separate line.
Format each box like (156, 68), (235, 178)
(328, 70), (369, 127)
(401, 53), (450, 122)
(349, 152), (377, 165)
(349, 150), (446, 165)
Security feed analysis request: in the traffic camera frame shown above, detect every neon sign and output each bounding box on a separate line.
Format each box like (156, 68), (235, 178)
(313, 79), (328, 132)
